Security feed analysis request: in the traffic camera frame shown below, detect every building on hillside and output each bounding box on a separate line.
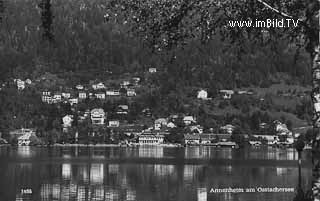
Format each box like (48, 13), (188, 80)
(117, 105), (129, 115)
(91, 108), (106, 125)
(62, 115), (73, 127)
(61, 92), (71, 99)
(42, 94), (52, 104)
(219, 90), (234, 99)
(15, 79), (25, 90)
(75, 84), (84, 90)
(53, 93), (62, 103)
(92, 82), (106, 90)
(108, 120), (120, 127)
(95, 92), (106, 99)
(132, 77), (141, 85)
(69, 98), (79, 105)
(197, 89), (208, 100)
(120, 81), (130, 88)
(184, 134), (200, 145)
(78, 91), (87, 99)
(127, 89), (136, 97)
(154, 118), (168, 130)
(25, 79), (32, 85)
(190, 125), (203, 134)
(142, 108), (152, 117)
(273, 120), (292, 136)
(167, 122), (176, 128)
(106, 90), (120, 96)
(42, 91), (51, 96)
(183, 116), (196, 125)
(220, 124), (235, 134)
(148, 68), (157, 73)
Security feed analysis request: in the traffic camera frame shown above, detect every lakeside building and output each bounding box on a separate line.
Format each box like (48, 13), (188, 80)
(184, 134), (200, 144)
(138, 133), (165, 144)
(9, 128), (35, 138)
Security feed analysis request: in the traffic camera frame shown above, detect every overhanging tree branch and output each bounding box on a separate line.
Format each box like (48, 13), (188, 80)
(256, 0), (304, 22)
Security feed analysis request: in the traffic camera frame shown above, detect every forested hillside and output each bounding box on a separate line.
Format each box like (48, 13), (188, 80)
(0, 0), (313, 135)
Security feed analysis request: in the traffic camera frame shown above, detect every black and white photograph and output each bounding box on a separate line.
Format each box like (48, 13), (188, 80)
(0, 0), (319, 200)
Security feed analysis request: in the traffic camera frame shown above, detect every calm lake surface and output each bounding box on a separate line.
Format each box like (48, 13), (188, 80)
(0, 146), (312, 201)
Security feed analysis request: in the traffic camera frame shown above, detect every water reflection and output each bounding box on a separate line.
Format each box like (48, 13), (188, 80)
(138, 146), (163, 158)
(0, 147), (312, 201)
(62, 163), (72, 180)
(197, 188), (207, 201)
(17, 146), (33, 158)
(90, 164), (104, 184)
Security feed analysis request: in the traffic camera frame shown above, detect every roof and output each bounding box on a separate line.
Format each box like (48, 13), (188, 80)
(91, 108), (104, 114)
(219, 90), (234, 94)
(221, 124), (235, 129)
(139, 134), (164, 138)
(118, 105), (129, 110)
(155, 118), (167, 124)
(183, 116), (195, 121)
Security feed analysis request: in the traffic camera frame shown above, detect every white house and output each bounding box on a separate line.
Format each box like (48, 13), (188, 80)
(183, 116), (196, 125)
(132, 77), (140, 84)
(273, 120), (292, 136)
(62, 92), (71, 99)
(127, 89), (136, 97)
(42, 91), (51, 96)
(91, 108), (106, 125)
(69, 98), (79, 105)
(92, 82), (106, 90)
(106, 90), (120, 96)
(78, 92), (87, 99)
(75, 84), (84, 90)
(95, 92), (106, 99)
(219, 90), (234, 99)
(16, 79), (25, 90)
(190, 125), (203, 134)
(25, 79), (32, 85)
(42, 96), (52, 104)
(62, 115), (73, 127)
(197, 89), (208, 100)
(149, 68), (157, 73)
(53, 93), (62, 102)
(108, 120), (120, 127)
(220, 124), (235, 134)
(117, 105), (129, 115)
(154, 118), (168, 130)
(120, 81), (130, 88)
(167, 122), (176, 128)
(138, 134), (164, 144)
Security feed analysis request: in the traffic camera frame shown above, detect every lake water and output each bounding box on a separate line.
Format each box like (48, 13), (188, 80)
(0, 146), (312, 201)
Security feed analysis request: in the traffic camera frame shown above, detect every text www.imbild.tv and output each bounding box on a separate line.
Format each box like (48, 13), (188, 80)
(228, 19), (299, 28)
